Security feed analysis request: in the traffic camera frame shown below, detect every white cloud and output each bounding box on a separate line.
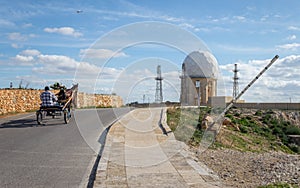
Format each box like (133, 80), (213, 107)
(179, 23), (194, 30)
(287, 35), (296, 41)
(20, 49), (41, 56)
(22, 23), (33, 28)
(8, 32), (27, 41)
(288, 26), (300, 31)
(233, 16), (246, 22)
(216, 44), (272, 53)
(260, 15), (269, 22)
(80, 48), (128, 59)
(11, 50), (101, 77)
(277, 43), (300, 50)
(32, 54), (104, 79)
(13, 55), (34, 65)
(88, 5), (184, 24)
(15, 55), (34, 62)
(44, 27), (82, 37)
(220, 55), (300, 102)
(8, 32), (35, 41)
(11, 43), (22, 49)
(0, 19), (15, 27)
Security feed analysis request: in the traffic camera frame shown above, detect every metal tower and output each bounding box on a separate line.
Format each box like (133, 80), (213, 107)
(232, 63), (239, 102)
(155, 65), (163, 103)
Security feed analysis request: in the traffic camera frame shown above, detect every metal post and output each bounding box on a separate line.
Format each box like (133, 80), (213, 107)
(208, 55), (279, 132)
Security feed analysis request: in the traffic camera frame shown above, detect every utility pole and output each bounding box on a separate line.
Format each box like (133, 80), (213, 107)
(233, 63), (239, 102)
(155, 65), (163, 103)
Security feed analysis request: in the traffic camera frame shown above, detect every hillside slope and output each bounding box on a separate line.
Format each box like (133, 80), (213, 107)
(167, 107), (300, 187)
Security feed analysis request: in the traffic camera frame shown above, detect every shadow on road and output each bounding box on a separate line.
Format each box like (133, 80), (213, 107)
(0, 118), (38, 128)
(0, 117), (68, 129)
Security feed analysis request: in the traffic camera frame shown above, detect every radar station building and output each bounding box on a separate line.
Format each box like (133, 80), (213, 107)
(180, 50), (218, 106)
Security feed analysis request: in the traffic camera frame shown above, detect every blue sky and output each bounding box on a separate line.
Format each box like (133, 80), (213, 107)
(1, 0), (300, 103)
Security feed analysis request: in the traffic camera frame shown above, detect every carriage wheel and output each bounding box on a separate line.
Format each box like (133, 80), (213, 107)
(64, 108), (71, 124)
(36, 111), (43, 125)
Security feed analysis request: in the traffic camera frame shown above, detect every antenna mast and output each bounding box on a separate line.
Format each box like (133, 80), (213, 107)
(155, 65), (163, 103)
(232, 63), (239, 102)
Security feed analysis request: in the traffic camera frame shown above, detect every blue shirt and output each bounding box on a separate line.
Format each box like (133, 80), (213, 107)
(40, 91), (57, 106)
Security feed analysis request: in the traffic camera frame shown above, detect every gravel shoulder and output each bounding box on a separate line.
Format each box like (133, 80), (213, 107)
(196, 148), (300, 187)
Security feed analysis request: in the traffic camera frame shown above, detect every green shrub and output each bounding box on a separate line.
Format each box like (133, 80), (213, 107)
(240, 125), (249, 133)
(258, 182), (297, 188)
(255, 110), (262, 116)
(272, 127), (282, 135)
(289, 143), (300, 153)
(286, 125), (300, 135)
(225, 114), (234, 120)
(239, 117), (249, 126)
(234, 112), (240, 117)
(246, 116), (252, 120)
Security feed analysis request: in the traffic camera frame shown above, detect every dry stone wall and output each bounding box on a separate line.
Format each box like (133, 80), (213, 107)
(76, 93), (123, 108)
(0, 89), (123, 115)
(0, 89), (45, 115)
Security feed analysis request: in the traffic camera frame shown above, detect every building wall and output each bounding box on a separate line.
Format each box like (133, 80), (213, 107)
(208, 96), (245, 107)
(0, 89), (123, 115)
(180, 76), (217, 106)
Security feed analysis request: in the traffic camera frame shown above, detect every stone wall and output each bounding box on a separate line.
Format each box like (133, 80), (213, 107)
(0, 89), (44, 115)
(232, 103), (300, 110)
(76, 93), (123, 108)
(0, 89), (123, 115)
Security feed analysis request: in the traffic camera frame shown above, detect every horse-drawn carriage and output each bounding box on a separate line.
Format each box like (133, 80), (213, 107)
(36, 84), (77, 125)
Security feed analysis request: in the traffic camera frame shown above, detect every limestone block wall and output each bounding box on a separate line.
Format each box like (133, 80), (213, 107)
(0, 89), (123, 115)
(0, 89), (44, 115)
(76, 93), (123, 108)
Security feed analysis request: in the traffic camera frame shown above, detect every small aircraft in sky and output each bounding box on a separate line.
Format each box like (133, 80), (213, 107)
(76, 10), (83, 13)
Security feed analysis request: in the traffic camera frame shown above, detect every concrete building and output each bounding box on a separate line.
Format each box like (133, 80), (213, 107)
(180, 50), (218, 106)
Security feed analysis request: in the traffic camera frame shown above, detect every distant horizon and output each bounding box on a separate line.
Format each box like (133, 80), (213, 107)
(1, 86), (299, 105)
(1, 1), (300, 103)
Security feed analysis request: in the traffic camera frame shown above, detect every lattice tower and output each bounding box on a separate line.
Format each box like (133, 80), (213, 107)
(233, 63), (239, 101)
(155, 65), (163, 103)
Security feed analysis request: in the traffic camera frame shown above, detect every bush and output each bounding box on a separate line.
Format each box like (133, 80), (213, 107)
(289, 143), (300, 153)
(255, 110), (262, 116)
(239, 117), (249, 126)
(262, 114), (272, 124)
(258, 182), (298, 188)
(240, 125), (249, 133)
(272, 127), (282, 135)
(225, 114), (234, 120)
(286, 125), (300, 135)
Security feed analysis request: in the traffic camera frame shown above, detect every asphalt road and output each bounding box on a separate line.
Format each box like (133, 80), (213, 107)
(0, 108), (131, 188)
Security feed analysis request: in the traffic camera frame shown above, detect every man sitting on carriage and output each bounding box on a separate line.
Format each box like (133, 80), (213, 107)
(40, 86), (58, 107)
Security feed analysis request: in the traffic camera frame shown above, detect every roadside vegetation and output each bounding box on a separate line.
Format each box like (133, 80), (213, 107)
(258, 183), (298, 188)
(167, 107), (300, 154)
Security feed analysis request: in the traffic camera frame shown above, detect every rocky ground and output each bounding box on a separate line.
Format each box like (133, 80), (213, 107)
(197, 148), (300, 188)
